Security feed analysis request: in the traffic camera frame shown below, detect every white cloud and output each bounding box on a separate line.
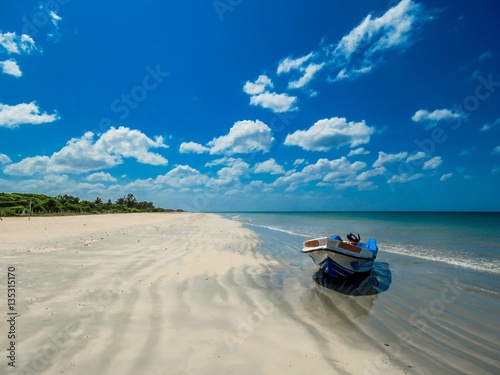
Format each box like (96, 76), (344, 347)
(0, 154), (12, 166)
(406, 151), (426, 163)
(0, 102), (59, 128)
(277, 53), (315, 74)
(86, 172), (117, 182)
(179, 141), (209, 154)
(440, 173), (453, 181)
(411, 108), (467, 128)
(492, 146), (500, 155)
(288, 63), (324, 89)
(4, 126), (168, 176)
(277, 53), (324, 89)
(0, 32), (36, 54)
(331, 0), (429, 81)
(293, 159), (306, 166)
(356, 167), (386, 181)
(216, 159), (250, 184)
(156, 165), (212, 188)
(243, 75), (273, 95)
(423, 156), (442, 170)
(0, 174), (107, 199)
(387, 173), (423, 184)
(50, 11), (62, 25)
(479, 118), (500, 132)
(249, 92), (298, 113)
(207, 120), (274, 155)
(333, 66), (373, 81)
(274, 157), (366, 191)
(46, 11), (63, 41)
(373, 151), (408, 168)
(205, 156), (233, 168)
(253, 158), (285, 175)
(244, 75), (298, 113)
(284, 117), (375, 151)
(0, 59), (22, 77)
(348, 147), (370, 156)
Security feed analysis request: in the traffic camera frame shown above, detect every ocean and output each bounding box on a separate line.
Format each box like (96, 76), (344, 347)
(225, 211), (500, 274)
(220, 211), (500, 374)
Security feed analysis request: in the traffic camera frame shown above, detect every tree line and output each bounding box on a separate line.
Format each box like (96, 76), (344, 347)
(0, 192), (183, 216)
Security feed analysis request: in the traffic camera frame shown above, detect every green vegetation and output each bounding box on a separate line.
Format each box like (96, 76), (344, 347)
(0, 192), (183, 217)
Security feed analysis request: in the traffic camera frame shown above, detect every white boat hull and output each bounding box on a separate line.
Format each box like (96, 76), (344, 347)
(302, 236), (378, 279)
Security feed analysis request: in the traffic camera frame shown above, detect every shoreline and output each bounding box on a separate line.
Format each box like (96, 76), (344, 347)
(1, 213), (498, 374)
(240, 220), (500, 375)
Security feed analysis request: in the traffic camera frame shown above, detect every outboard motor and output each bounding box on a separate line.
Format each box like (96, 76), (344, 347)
(347, 233), (360, 245)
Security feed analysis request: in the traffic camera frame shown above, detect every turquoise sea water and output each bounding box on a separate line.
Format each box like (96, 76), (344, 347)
(221, 211), (500, 373)
(225, 211), (500, 276)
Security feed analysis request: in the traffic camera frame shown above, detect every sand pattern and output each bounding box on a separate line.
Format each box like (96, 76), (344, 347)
(1, 213), (498, 374)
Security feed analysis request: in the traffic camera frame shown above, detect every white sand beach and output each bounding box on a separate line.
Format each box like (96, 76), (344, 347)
(1, 213), (497, 374)
(0, 213), (377, 374)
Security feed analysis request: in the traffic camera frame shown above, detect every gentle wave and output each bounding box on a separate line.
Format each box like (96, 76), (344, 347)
(231, 215), (500, 275)
(240, 221), (311, 238)
(382, 243), (500, 274)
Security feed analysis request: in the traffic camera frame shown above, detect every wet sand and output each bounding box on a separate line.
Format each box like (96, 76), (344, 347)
(0, 213), (498, 374)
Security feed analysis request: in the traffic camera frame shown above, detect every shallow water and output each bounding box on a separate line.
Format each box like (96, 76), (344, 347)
(223, 211), (500, 375)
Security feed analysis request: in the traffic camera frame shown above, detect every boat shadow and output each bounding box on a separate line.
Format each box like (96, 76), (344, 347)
(313, 261), (392, 296)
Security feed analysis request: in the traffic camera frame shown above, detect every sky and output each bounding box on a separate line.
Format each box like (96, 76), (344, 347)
(0, 0), (499, 211)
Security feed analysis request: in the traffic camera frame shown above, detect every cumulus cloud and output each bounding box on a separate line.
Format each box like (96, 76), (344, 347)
(216, 158), (250, 184)
(253, 158), (285, 175)
(356, 167), (386, 181)
(0, 174), (108, 199)
(285, 117), (375, 151)
(179, 141), (210, 154)
(423, 156), (442, 170)
(406, 151), (426, 163)
(330, 0), (430, 81)
(183, 121), (274, 156)
(4, 126), (168, 176)
(156, 165), (212, 188)
(86, 172), (117, 182)
(0, 32), (36, 54)
(274, 157), (366, 191)
(0, 154), (12, 166)
(387, 172), (423, 184)
(242, 1), (431, 115)
(411, 108), (467, 128)
(0, 59), (22, 77)
(244, 75), (298, 113)
(206, 120), (274, 155)
(373, 151), (408, 168)
(0, 102), (59, 128)
(243, 75), (273, 95)
(249, 92), (298, 113)
(348, 147), (370, 156)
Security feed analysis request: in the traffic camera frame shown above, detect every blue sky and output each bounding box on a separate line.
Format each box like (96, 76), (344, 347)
(1, 0), (499, 211)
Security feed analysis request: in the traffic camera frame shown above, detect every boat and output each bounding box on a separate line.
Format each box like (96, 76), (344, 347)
(302, 233), (378, 279)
